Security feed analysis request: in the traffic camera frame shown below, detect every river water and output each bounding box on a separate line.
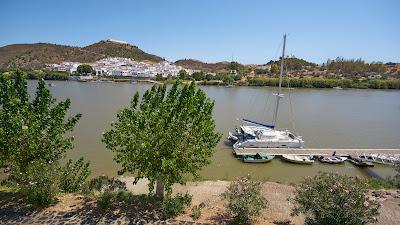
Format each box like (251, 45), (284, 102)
(27, 80), (400, 182)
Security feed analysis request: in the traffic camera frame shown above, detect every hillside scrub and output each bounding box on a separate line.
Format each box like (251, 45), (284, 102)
(246, 77), (400, 89)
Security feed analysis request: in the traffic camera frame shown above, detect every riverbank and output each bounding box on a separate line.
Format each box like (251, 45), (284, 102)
(1, 179), (399, 225)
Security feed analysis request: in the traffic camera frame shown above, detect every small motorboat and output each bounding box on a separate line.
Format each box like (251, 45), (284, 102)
(347, 156), (374, 167)
(228, 130), (240, 142)
(281, 154), (314, 164)
(318, 156), (346, 164)
(242, 152), (275, 163)
(358, 154), (397, 165)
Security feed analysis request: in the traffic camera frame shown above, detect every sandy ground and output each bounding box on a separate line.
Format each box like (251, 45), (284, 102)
(1, 178), (399, 224)
(121, 178), (293, 224)
(121, 177), (400, 225)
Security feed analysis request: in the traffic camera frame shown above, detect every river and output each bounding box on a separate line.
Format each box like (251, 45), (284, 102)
(27, 80), (400, 182)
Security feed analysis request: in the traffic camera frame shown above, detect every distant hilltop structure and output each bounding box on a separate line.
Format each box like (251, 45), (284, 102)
(105, 39), (129, 44)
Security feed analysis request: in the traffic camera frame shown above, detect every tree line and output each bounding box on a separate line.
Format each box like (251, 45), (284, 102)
(245, 77), (400, 89)
(324, 57), (387, 76)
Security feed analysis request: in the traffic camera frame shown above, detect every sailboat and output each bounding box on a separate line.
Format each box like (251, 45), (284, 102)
(231, 34), (304, 149)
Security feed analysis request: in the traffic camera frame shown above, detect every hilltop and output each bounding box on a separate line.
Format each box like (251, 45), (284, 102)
(0, 39), (163, 69)
(175, 59), (237, 73)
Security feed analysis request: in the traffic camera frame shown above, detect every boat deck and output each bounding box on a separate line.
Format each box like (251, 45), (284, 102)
(233, 148), (400, 157)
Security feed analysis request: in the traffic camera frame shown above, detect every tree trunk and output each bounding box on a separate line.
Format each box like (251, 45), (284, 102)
(156, 176), (165, 198)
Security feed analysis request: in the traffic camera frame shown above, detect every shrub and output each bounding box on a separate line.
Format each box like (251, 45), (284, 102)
(24, 162), (60, 208)
(191, 205), (202, 220)
(115, 190), (134, 202)
(291, 172), (379, 225)
(162, 193), (192, 219)
(97, 191), (115, 210)
(223, 176), (268, 225)
(87, 175), (126, 193)
(60, 157), (91, 193)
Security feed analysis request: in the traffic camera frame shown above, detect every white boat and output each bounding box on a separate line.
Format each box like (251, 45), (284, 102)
(333, 86), (343, 90)
(318, 156), (346, 164)
(282, 154), (314, 164)
(230, 35), (304, 149)
(358, 153), (399, 165)
(232, 125), (304, 148)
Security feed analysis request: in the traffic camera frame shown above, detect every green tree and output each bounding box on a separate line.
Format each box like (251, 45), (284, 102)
(0, 71), (81, 179)
(0, 70), (86, 206)
(102, 82), (221, 197)
(291, 173), (379, 225)
(191, 72), (206, 81)
(270, 63), (279, 74)
(77, 64), (93, 75)
(155, 73), (163, 81)
(178, 69), (189, 80)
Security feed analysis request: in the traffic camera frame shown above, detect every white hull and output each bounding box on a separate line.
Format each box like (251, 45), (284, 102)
(233, 139), (303, 149)
(282, 155), (314, 164)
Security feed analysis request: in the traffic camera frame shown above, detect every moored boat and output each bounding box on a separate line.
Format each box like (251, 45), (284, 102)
(242, 152), (275, 163)
(281, 154), (314, 164)
(318, 156), (346, 164)
(358, 154), (399, 165)
(228, 34), (304, 150)
(347, 156), (374, 167)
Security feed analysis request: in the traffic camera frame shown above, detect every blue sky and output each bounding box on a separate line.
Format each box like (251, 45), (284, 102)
(0, 0), (399, 64)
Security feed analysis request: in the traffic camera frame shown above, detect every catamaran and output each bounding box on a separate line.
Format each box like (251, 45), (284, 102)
(230, 34), (304, 149)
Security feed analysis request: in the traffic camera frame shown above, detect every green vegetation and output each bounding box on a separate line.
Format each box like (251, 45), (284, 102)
(77, 64), (94, 75)
(162, 193), (192, 219)
(97, 191), (115, 210)
(291, 173), (379, 225)
(191, 205), (202, 220)
(245, 77), (400, 89)
(268, 57), (316, 72)
(223, 176), (268, 225)
(325, 57), (386, 76)
(0, 70), (90, 207)
(60, 157), (91, 193)
(102, 82), (221, 197)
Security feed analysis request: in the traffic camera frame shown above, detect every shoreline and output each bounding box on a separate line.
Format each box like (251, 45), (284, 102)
(1, 178), (399, 224)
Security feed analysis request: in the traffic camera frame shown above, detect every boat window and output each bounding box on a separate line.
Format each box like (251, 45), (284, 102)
(288, 133), (295, 139)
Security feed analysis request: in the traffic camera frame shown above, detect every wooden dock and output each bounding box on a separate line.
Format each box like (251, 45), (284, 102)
(233, 148), (400, 157)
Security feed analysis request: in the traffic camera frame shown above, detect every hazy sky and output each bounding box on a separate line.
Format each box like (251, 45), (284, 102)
(0, 0), (399, 64)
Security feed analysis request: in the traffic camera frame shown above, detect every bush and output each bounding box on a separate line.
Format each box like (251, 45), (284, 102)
(291, 172), (379, 225)
(223, 176), (268, 225)
(162, 193), (192, 219)
(191, 205), (202, 220)
(24, 162), (60, 208)
(87, 175), (126, 193)
(97, 191), (115, 210)
(60, 158), (91, 193)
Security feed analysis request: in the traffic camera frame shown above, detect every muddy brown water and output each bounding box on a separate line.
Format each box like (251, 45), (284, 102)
(26, 80), (400, 182)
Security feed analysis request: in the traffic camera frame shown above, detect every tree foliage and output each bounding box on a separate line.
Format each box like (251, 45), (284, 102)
(0, 71), (81, 182)
(102, 82), (221, 196)
(0, 70), (88, 206)
(178, 69), (189, 80)
(325, 57), (386, 76)
(77, 64), (94, 75)
(291, 173), (379, 225)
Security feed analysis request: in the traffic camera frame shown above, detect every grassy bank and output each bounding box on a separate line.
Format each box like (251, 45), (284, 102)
(244, 77), (400, 89)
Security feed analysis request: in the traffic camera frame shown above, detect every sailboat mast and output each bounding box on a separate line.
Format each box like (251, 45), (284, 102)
(272, 34), (286, 128)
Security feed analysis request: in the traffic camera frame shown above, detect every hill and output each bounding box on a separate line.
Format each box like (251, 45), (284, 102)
(0, 40), (163, 69)
(175, 59), (238, 73)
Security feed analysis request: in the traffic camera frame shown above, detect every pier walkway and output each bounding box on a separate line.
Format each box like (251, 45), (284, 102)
(233, 148), (400, 157)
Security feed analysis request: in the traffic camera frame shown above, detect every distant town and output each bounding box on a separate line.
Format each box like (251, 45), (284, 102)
(46, 57), (197, 78)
